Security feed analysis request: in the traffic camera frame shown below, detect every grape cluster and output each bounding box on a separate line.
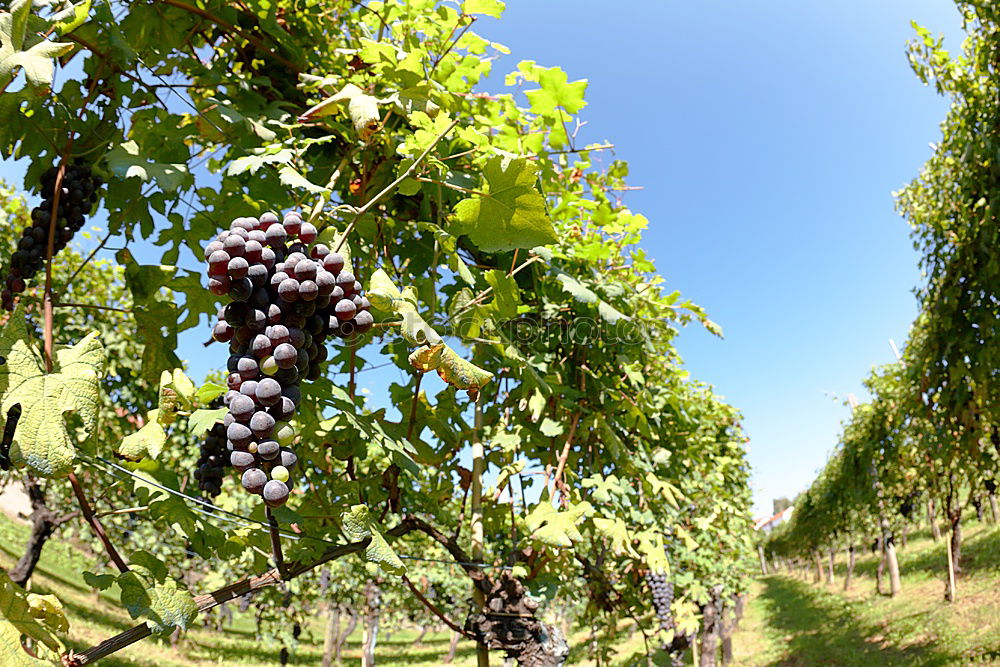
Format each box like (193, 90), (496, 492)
(644, 571), (674, 634)
(193, 400), (228, 498)
(205, 210), (372, 508)
(2, 161), (103, 311)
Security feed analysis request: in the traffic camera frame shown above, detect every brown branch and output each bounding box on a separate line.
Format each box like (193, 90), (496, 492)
(403, 575), (474, 638)
(43, 159), (68, 371)
(65, 538), (371, 665)
(265, 507), (286, 579)
(406, 373), (423, 440)
(67, 472), (129, 574)
(549, 412), (581, 500)
(387, 515), (488, 591)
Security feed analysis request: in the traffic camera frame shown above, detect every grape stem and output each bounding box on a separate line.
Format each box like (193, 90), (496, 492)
(67, 472), (130, 574)
(402, 575), (475, 639)
(265, 507), (286, 579)
(334, 118), (461, 253)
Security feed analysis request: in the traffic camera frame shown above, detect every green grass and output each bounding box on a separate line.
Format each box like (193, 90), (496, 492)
(732, 518), (1000, 666)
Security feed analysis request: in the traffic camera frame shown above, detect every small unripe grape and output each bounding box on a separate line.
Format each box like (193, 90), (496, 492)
(261, 356), (278, 376)
(271, 465), (290, 483)
(275, 423), (296, 446)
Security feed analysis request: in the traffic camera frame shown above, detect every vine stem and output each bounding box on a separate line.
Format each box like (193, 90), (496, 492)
(43, 157), (69, 371)
(265, 507), (286, 579)
(334, 118), (460, 253)
(67, 473), (129, 574)
(549, 412), (581, 501)
(65, 537), (371, 666)
(402, 575), (473, 638)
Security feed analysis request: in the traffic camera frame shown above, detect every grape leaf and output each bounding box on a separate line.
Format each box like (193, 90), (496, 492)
(116, 410), (166, 462)
(524, 501), (592, 548)
(408, 344), (493, 392)
(349, 94), (380, 139)
(367, 269), (442, 346)
(524, 66), (588, 115)
(187, 407), (226, 435)
(463, 0), (505, 18)
(341, 505), (406, 575)
(51, 0), (92, 35)
(453, 156), (556, 252)
(0, 573), (66, 665)
(0, 1), (75, 89)
(114, 552), (198, 635)
(0, 305), (105, 478)
(106, 140), (191, 192)
(193, 382), (226, 405)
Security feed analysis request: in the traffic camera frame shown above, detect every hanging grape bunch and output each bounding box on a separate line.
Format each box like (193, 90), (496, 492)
(204, 210), (372, 508)
(193, 398), (229, 498)
(2, 160), (103, 311)
(644, 571), (674, 635)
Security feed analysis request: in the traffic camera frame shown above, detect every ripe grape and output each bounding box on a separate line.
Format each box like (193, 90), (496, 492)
(204, 208), (372, 506)
(263, 480), (290, 507)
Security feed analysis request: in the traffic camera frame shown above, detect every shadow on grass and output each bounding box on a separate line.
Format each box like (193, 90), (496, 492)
(755, 576), (959, 667)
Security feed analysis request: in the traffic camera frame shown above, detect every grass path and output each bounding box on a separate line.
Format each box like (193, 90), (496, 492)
(732, 521), (1000, 666)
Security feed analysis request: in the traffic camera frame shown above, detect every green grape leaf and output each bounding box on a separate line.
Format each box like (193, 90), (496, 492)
(539, 418), (563, 437)
(114, 552), (198, 635)
(0, 305), (105, 478)
(278, 165), (329, 194)
(0, 573), (66, 665)
(106, 140), (191, 192)
(524, 66), (588, 115)
(0, 1), (75, 89)
(83, 572), (115, 591)
(408, 344), (493, 392)
(525, 501), (593, 548)
(636, 530), (670, 574)
(593, 517), (633, 556)
(187, 407), (226, 435)
(452, 156), (556, 252)
(116, 411), (167, 462)
(555, 272), (597, 303)
(52, 0), (92, 35)
(341, 505), (406, 575)
(367, 269), (443, 346)
(349, 94), (381, 139)
(156, 369), (195, 425)
(463, 0), (505, 18)
(484, 269), (519, 319)
(194, 382), (226, 405)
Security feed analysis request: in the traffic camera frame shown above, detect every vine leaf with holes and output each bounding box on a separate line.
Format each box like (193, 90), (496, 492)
(341, 504), (406, 575)
(0, 304), (105, 478)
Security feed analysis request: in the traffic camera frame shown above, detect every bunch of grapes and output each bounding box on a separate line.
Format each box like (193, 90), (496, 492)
(644, 571), (674, 634)
(193, 400), (228, 498)
(2, 160), (103, 311)
(205, 210), (372, 508)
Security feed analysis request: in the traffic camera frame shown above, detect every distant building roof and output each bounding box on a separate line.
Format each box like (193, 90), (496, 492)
(753, 505), (794, 532)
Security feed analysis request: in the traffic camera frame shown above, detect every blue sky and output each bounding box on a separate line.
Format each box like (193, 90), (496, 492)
(475, 0), (964, 516)
(0, 2), (965, 517)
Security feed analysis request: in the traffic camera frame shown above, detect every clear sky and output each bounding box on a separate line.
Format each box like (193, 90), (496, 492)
(0, 1), (966, 518)
(473, 0), (964, 516)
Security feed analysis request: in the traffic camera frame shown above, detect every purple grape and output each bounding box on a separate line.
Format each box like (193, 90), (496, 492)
(354, 310), (374, 334)
(223, 235), (246, 258)
(213, 321), (234, 342)
(263, 480), (289, 507)
(229, 394), (255, 421)
(273, 343), (297, 370)
(335, 298), (357, 321)
(252, 334), (273, 358)
(256, 378), (282, 406)
(299, 280), (318, 301)
(208, 250), (230, 275)
(323, 252), (345, 275)
(278, 278), (300, 302)
(228, 422), (253, 447)
(228, 256), (249, 279)
(231, 451), (256, 473)
(250, 411), (275, 439)
(295, 260), (317, 282)
(230, 277), (253, 301)
(257, 439), (280, 460)
(242, 468), (267, 494)
(237, 356), (259, 380)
